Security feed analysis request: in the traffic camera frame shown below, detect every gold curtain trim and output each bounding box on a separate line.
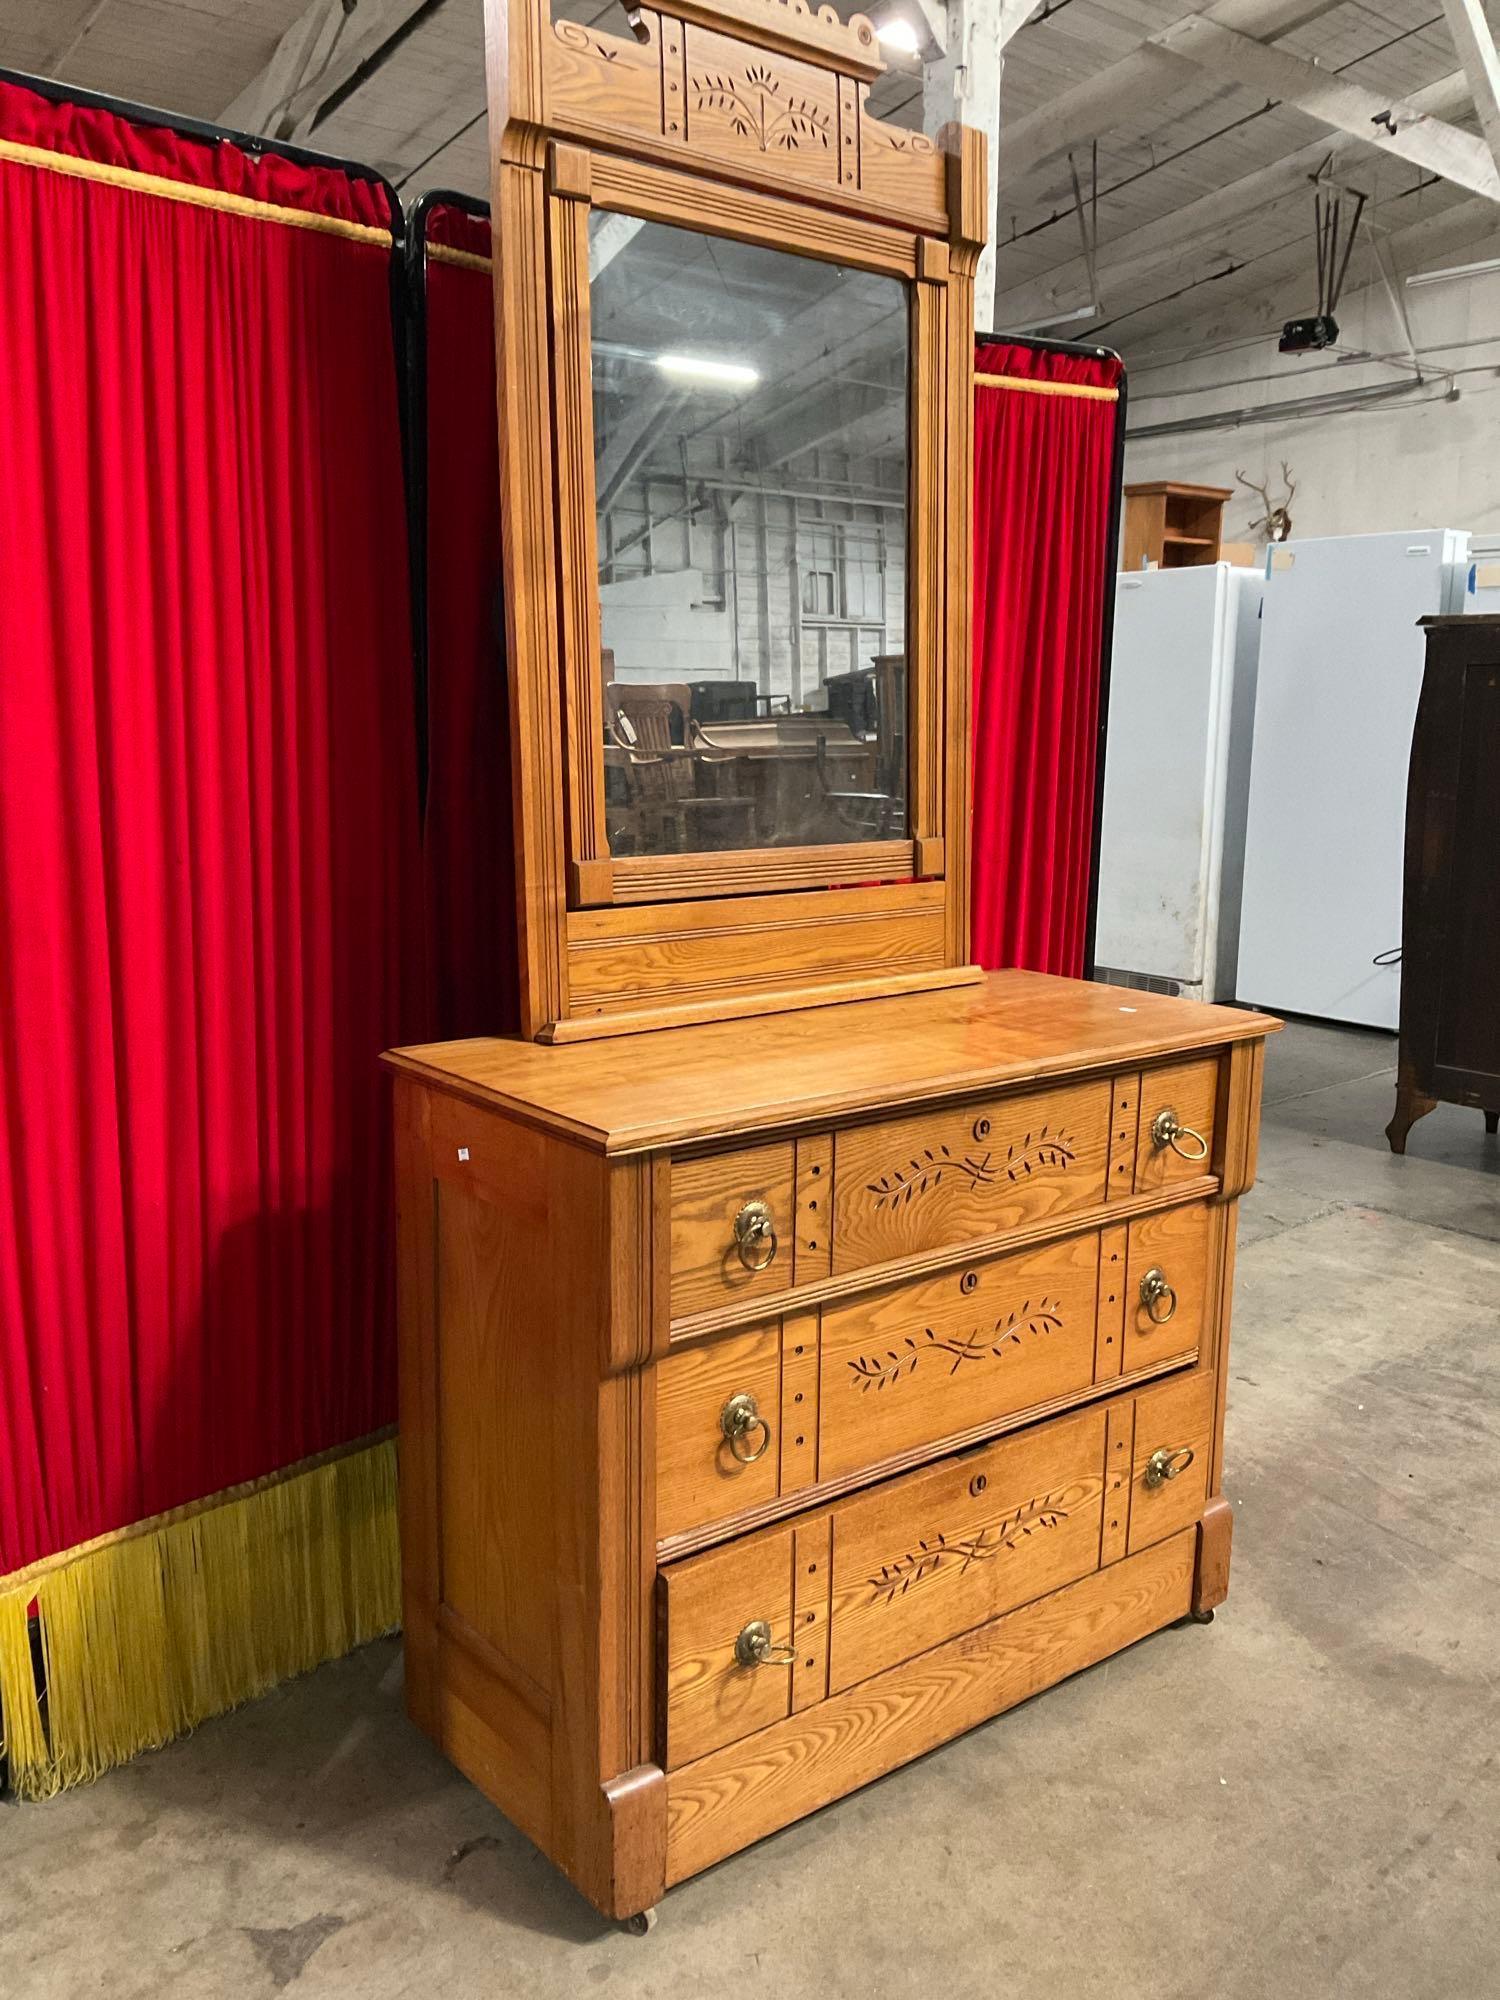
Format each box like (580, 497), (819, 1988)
(975, 372), (1120, 402)
(0, 1434), (400, 1799)
(0, 134), (393, 246)
(0, 1425), (395, 1592)
(427, 240), (492, 273)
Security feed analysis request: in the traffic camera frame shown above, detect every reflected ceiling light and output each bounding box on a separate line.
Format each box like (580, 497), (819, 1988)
(875, 15), (921, 52)
(655, 353), (759, 387)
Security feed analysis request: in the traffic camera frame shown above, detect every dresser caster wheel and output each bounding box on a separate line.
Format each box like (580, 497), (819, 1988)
(1189, 1607), (1215, 1625)
(622, 1907), (658, 1936)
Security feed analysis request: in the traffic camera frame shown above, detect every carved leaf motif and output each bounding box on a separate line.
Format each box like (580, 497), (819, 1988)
(866, 1492), (1071, 1603)
(865, 1128), (1076, 1211)
(690, 66), (831, 153)
(847, 1296), (1066, 1390)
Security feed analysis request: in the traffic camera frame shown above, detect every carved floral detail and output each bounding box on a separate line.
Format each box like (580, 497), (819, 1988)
(847, 1297), (1065, 1391)
(692, 64), (832, 152)
(879, 130), (936, 154)
(865, 1127), (1077, 1210)
(867, 1493), (1071, 1603)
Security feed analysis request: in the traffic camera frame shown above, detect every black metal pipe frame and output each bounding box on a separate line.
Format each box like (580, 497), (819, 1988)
(404, 190), (491, 821)
(974, 331), (1127, 983)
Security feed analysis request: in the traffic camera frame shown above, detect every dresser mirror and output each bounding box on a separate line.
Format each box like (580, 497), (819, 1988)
(486, 0), (985, 1036)
(589, 215), (911, 856)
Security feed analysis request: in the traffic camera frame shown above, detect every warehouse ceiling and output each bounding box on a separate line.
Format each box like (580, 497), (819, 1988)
(7, 0), (1500, 362)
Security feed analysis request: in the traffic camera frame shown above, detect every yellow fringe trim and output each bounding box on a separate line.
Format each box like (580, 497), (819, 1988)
(0, 135), (393, 247)
(0, 1436), (399, 1800)
(426, 240), (492, 273)
(975, 372), (1119, 402)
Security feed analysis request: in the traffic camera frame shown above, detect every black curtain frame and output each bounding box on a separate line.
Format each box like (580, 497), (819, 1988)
(404, 189), (492, 819)
(974, 330), (1127, 983)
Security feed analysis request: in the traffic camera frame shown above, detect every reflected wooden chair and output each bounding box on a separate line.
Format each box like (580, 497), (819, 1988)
(604, 682), (755, 853)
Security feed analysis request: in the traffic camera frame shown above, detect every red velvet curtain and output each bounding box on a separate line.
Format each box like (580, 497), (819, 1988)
(420, 201), (519, 1037)
(0, 81), (420, 1576)
(971, 339), (1123, 977)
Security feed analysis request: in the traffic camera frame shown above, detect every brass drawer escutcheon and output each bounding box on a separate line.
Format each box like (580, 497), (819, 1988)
(1138, 1265), (1179, 1324)
(733, 1198), (779, 1272)
(1149, 1105), (1209, 1162)
(734, 1619), (796, 1669)
(720, 1390), (772, 1463)
(1144, 1444), (1196, 1489)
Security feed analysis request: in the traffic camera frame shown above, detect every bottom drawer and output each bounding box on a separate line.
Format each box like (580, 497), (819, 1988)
(660, 1401), (1110, 1771)
(659, 1370), (1222, 1774)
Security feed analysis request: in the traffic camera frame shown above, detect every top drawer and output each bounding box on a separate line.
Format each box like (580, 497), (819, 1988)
(831, 1077), (1111, 1272)
(666, 1059), (1224, 1319)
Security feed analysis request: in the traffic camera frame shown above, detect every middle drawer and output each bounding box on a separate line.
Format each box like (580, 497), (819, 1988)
(656, 1201), (1214, 1543)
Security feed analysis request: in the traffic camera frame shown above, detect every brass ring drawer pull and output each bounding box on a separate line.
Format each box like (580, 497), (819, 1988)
(734, 1619), (797, 1669)
(733, 1198), (778, 1272)
(1150, 1106), (1209, 1161)
(1144, 1444), (1196, 1489)
(720, 1391), (772, 1464)
(1139, 1266), (1178, 1324)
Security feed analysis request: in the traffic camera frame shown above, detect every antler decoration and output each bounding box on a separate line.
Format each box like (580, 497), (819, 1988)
(1236, 462), (1295, 543)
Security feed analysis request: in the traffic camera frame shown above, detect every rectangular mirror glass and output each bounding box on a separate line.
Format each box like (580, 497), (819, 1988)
(589, 214), (910, 857)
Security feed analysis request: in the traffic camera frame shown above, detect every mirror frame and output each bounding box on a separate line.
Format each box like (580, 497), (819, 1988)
(484, 0), (985, 1039)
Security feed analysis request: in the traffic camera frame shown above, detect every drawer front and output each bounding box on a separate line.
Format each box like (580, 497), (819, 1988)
(1135, 1057), (1220, 1196)
(670, 1139), (795, 1317)
(1123, 1201), (1214, 1376)
(661, 1524), (797, 1768)
(818, 1230), (1101, 1482)
(832, 1078), (1112, 1272)
(657, 1323), (781, 1541)
(1127, 1370), (1215, 1555)
(660, 1404), (1108, 1765)
(828, 1404), (1108, 1693)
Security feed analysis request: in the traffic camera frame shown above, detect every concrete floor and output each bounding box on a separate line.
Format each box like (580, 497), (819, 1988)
(4, 1021), (1498, 2000)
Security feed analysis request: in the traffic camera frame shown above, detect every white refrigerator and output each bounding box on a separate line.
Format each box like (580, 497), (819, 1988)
(1235, 529), (1470, 1030)
(1094, 563), (1263, 1005)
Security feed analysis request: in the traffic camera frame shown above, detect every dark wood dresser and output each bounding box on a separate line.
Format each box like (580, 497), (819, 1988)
(1387, 614), (1500, 1152)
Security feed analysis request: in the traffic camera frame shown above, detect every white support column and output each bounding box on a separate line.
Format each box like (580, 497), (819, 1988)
(921, 0), (1017, 329)
(1441, 0), (1500, 177)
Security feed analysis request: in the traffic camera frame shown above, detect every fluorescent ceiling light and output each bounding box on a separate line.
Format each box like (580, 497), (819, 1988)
(876, 15), (922, 52)
(655, 353), (759, 387)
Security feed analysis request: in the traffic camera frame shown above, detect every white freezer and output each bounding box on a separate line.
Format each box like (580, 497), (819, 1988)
(1094, 564), (1263, 1004)
(1235, 529), (1469, 1030)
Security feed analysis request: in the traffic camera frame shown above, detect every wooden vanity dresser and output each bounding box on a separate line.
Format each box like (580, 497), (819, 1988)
(388, 0), (1277, 1924)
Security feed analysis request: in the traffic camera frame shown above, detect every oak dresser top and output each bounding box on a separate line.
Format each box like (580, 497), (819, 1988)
(384, 971), (1280, 1156)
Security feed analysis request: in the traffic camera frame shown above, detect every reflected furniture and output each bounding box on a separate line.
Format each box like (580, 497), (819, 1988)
(1386, 614), (1500, 1152)
(387, 0), (1275, 1927)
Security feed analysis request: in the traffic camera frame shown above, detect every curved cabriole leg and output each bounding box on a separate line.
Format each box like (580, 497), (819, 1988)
(1386, 1082), (1436, 1154)
(1192, 1496), (1234, 1620)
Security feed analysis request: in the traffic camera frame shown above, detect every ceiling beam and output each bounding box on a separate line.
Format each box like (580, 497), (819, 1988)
(1000, 0), (1344, 181)
(994, 73), (1473, 330)
(1155, 16), (1500, 200)
(750, 379), (903, 468)
(220, 0), (348, 135)
(219, 0), (444, 144)
(1440, 0), (1500, 176)
(1125, 192), (1500, 357)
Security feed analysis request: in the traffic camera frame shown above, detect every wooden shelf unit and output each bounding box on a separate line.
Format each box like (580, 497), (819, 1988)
(1123, 481), (1233, 571)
